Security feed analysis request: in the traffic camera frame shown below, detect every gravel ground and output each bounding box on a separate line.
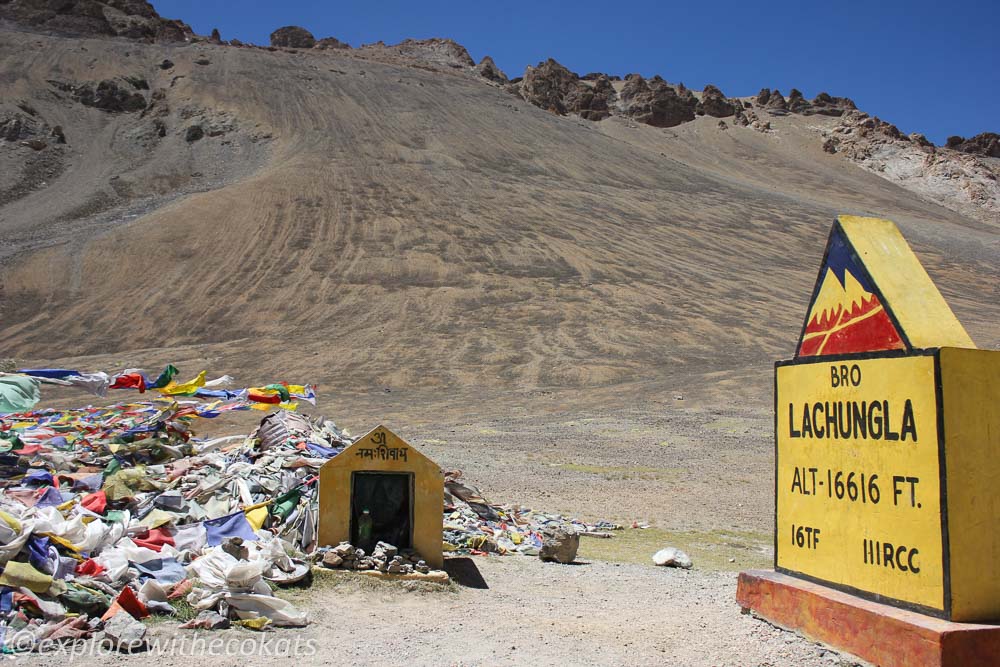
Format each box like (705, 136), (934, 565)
(25, 557), (866, 667)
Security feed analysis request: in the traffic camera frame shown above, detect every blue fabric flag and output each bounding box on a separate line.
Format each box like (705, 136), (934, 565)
(27, 535), (50, 571)
(17, 369), (80, 379)
(306, 442), (342, 458)
(133, 558), (187, 584)
(203, 511), (259, 546)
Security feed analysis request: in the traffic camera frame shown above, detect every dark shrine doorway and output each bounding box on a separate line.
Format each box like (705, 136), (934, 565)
(350, 471), (413, 552)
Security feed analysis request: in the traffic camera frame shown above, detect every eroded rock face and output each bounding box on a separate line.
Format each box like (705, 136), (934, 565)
(947, 132), (1000, 158)
(699, 84), (736, 118)
(392, 38), (474, 68)
(270, 26), (316, 49)
(475, 56), (509, 84)
(765, 89), (787, 111)
(619, 75), (697, 128)
(519, 58), (579, 114)
(564, 75), (616, 121)
(0, 0), (193, 42)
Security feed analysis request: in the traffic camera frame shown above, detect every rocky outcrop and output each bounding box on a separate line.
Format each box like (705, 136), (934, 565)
(564, 75), (616, 121)
(314, 36), (350, 50)
(809, 92), (856, 117)
(699, 84), (736, 118)
(270, 26), (316, 49)
(822, 111), (1000, 224)
(519, 59), (579, 114)
(49, 79), (146, 113)
(619, 75), (697, 128)
(765, 89), (787, 111)
(353, 38), (474, 70)
(395, 38), (474, 68)
(475, 56), (509, 84)
(946, 132), (1000, 158)
(0, 0), (193, 41)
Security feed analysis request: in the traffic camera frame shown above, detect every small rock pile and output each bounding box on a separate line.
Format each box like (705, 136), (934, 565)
(321, 541), (431, 575)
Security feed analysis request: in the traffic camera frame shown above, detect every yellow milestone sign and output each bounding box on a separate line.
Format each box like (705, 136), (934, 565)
(772, 215), (1000, 622)
(776, 353), (944, 611)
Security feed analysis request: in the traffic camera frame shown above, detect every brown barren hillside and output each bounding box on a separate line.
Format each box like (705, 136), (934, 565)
(1, 27), (998, 406)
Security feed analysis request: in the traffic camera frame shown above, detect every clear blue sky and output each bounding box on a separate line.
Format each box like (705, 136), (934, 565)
(160, 0), (997, 145)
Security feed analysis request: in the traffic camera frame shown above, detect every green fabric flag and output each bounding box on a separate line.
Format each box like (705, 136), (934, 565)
(262, 384), (291, 403)
(271, 488), (301, 521)
(0, 376), (40, 414)
(149, 364), (179, 389)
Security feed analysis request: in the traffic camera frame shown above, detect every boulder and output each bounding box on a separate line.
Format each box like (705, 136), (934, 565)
(475, 56), (509, 84)
(322, 552), (343, 568)
(538, 527), (579, 564)
(102, 612), (148, 653)
(185, 125), (204, 142)
(519, 58), (579, 114)
(652, 547), (693, 568)
(209, 28), (222, 43)
(270, 26), (316, 49)
(755, 88), (771, 106)
(700, 84), (736, 118)
(822, 137), (838, 154)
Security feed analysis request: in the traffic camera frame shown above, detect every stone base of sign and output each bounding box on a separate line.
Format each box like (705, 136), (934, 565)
(736, 570), (1000, 667)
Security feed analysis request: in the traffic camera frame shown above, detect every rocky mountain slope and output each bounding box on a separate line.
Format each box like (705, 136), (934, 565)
(1, 4), (997, 405)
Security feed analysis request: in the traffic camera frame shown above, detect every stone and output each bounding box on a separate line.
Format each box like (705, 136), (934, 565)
(322, 552), (343, 568)
(159, 59), (174, 70)
(221, 536), (248, 561)
(333, 542), (355, 557)
(415, 561), (430, 574)
(387, 561), (402, 573)
(185, 125), (204, 142)
(538, 527), (579, 564)
(756, 88), (771, 106)
(180, 610), (230, 630)
(374, 541), (398, 560)
(717, 120), (728, 130)
(822, 138), (838, 154)
(209, 28), (222, 44)
(652, 547), (693, 568)
(270, 26), (316, 49)
(102, 612), (148, 653)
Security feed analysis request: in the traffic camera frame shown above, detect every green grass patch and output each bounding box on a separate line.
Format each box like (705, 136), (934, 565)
(275, 567), (457, 606)
(577, 527), (772, 572)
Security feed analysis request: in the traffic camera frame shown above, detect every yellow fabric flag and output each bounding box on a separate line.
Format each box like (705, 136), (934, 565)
(244, 505), (269, 531)
(250, 401), (298, 411)
(0, 561), (52, 593)
(159, 370), (207, 396)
